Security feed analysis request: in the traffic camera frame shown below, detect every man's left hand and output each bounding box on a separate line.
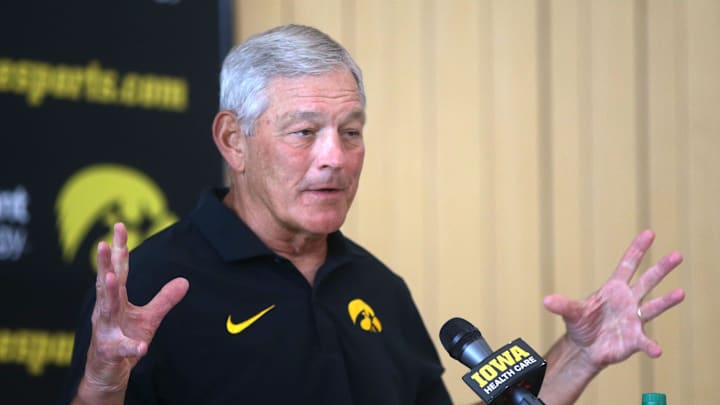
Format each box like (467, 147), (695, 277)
(543, 229), (685, 369)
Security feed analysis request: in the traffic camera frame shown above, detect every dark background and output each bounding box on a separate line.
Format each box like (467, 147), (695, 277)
(0, 1), (231, 402)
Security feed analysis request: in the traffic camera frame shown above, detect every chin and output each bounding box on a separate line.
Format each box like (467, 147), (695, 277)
(301, 214), (346, 235)
(305, 221), (344, 235)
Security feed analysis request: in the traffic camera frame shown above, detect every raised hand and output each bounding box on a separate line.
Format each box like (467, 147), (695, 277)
(74, 223), (189, 404)
(543, 229), (685, 368)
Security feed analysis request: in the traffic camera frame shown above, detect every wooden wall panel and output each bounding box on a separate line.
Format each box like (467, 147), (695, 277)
(548, 1), (598, 401)
(646, 0), (692, 401)
(548, 0), (585, 342)
(233, 1), (719, 402)
(587, 2), (643, 403)
(490, 0), (544, 346)
(235, 0), (285, 39)
(687, 1), (720, 402)
(351, 0), (432, 335)
(429, 3), (491, 402)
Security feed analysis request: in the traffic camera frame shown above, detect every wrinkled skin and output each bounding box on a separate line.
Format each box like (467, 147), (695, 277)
(75, 223), (188, 403)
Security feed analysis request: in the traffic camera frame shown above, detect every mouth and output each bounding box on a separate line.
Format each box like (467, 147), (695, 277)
(304, 186), (345, 199)
(307, 187), (342, 194)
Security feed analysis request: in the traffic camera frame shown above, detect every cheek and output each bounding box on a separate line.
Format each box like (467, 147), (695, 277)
(349, 149), (365, 177)
(246, 143), (284, 193)
(262, 147), (309, 189)
(345, 151), (365, 199)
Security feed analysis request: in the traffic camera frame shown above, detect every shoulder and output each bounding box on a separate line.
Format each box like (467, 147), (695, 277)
(126, 217), (212, 303)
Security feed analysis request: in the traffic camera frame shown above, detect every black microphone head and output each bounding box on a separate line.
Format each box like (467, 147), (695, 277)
(441, 318), (548, 404)
(439, 317), (483, 361)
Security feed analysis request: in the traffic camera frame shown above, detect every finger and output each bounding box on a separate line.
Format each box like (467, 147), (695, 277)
(144, 278), (190, 327)
(610, 229), (655, 283)
(98, 271), (122, 324)
(93, 242), (112, 325)
(111, 223), (130, 285)
(639, 335), (662, 358)
(637, 288), (685, 322)
(95, 241), (112, 309)
(631, 251), (683, 299)
(543, 294), (583, 323)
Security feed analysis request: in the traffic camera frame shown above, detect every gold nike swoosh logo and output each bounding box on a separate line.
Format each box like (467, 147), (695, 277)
(226, 304), (276, 334)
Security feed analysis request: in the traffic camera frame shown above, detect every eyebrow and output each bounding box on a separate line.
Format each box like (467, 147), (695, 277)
(276, 109), (366, 130)
(343, 110), (367, 125)
(277, 111), (321, 128)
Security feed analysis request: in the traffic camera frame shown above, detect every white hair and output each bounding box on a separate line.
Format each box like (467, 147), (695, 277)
(219, 24), (365, 136)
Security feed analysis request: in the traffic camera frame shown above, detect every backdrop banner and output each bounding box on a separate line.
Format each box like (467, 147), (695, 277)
(0, 1), (231, 402)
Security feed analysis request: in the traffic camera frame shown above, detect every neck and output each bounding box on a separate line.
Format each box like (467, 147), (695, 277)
(223, 187), (328, 285)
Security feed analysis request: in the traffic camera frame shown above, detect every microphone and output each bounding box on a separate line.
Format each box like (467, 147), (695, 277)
(439, 317), (547, 405)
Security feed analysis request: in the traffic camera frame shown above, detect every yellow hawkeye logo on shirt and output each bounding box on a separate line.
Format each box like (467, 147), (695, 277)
(348, 299), (382, 333)
(226, 304), (276, 334)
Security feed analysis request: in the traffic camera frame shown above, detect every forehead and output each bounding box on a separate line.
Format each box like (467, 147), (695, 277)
(264, 69), (363, 113)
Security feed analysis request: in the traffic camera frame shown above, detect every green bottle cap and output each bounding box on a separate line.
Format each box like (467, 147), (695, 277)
(642, 392), (667, 405)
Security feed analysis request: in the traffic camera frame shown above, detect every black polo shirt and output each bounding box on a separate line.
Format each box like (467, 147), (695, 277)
(63, 189), (452, 404)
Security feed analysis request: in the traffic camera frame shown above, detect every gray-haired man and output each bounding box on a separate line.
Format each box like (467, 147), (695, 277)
(65, 25), (684, 404)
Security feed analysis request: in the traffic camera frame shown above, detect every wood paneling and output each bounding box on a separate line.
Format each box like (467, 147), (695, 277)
(233, 1), (720, 403)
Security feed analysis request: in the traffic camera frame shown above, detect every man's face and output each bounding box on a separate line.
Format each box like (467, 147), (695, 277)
(240, 68), (365, 237)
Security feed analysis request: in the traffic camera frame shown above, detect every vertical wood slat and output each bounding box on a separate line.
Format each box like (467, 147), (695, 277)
(687, 1), (720, 402)
(491, 0), (543, 346)
(645, 0), (691, 401)
(536, 0), (555, 354)
(418, 0), (440, 343)
(547, 0), (585, 341)
(634, 0), (655, 393)
(588, 1), (643, 403)
(429, 2), (491, 403)
(235, 0), (284, 42)
(350, 0), (430, 330)
(345, 0), (395, 268)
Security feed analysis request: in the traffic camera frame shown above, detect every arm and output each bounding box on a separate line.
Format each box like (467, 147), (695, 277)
(71, 223), (189, 405)
(537, 230), (685, 404)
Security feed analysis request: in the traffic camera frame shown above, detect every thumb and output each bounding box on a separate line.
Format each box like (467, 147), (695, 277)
(640, 335), (663, 358)
(145, 277), (190, 325)
(117, 339), (148, 358)
(544, 294), (582, 322)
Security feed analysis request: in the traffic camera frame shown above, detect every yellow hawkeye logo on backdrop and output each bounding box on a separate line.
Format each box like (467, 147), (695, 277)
(55, 163), (177, 271)
(348, 299), (382, 333)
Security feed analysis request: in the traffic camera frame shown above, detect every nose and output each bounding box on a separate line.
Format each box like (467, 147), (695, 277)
(314, 130), (346, 169)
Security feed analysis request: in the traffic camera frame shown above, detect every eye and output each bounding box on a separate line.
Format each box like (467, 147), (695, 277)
(342, 129), (363, 148)
(343, 128), (363, 138)
(291, 129), (315, 137)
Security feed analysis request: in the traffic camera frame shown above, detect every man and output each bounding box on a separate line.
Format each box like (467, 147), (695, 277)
(64, 25), (685, 404)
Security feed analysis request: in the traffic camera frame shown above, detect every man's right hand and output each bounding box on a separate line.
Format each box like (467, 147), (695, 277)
(73, 223), (189, 405)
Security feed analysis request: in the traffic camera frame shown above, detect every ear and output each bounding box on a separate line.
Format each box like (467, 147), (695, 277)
(212, 110), (247, 173)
